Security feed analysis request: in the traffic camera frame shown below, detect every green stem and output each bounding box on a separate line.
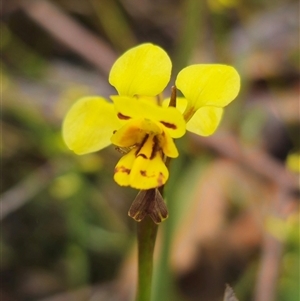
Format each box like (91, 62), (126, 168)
(135, 84), (176, 301)
(136, 217), (158, 301)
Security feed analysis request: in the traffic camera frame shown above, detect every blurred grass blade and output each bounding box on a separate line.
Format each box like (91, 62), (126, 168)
(89, 0), (136, 51)
(174, 0), (203, 72)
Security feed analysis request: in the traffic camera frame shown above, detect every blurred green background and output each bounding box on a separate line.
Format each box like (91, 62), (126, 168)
(1, 0), (299, 301)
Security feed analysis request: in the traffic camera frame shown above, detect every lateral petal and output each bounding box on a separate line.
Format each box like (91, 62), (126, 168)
(186, 106), (224, 136)
(62, 97), (120, 154)
(176, 64), (240, 110)
(109, 43), (172, 97)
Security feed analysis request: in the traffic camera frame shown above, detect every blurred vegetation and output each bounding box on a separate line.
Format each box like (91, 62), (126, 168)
(1, 0), (299, 301)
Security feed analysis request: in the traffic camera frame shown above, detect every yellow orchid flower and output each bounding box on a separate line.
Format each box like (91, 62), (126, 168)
(62, 43), (240, 191)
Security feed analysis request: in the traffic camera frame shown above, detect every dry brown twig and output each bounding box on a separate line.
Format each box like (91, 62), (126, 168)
(20, 0), (117, 74)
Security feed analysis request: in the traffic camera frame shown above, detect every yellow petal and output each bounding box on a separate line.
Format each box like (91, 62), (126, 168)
(135, 95), (159, 105)
(111, 95), (186, 138)
(62, 97), (120, 154)
(157, 131), (179, 158)
(186, 106), (224, 136)
(176, 64), (240, 111)
(130, 152), (169, 189)
(109, 43), (172, 97)
(136, 134), (157, 159)
(114, 149), (136, 186)
(114, 142), (169, 190)
(111, 118), (162, 147)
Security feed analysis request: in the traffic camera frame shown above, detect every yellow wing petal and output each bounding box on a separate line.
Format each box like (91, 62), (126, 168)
(109, 43), (172, 97)
(62, 97), (120, 154)
(186, 106), (224, 136)
(176, 64), (240, 110)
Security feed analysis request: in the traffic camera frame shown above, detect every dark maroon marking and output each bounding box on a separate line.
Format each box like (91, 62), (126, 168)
(115, 166), (130, 174)
(160, 121), (177, 129)
(140, 170), (147, 177)
(135, 134), (149, 156)
(150, 135), (160, 160)
(138, 153), (147, 159)
(157, 172), (165, 186)
(117, 112), (131, 120)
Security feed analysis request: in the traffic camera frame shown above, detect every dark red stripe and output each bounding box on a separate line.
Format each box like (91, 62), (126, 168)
(117, 113), (131, 120)
(160, 121), (177, 129)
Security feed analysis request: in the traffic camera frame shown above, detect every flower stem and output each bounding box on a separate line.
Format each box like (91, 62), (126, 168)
(136, 217), (158, 301)
(135, 86), (175, 300)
